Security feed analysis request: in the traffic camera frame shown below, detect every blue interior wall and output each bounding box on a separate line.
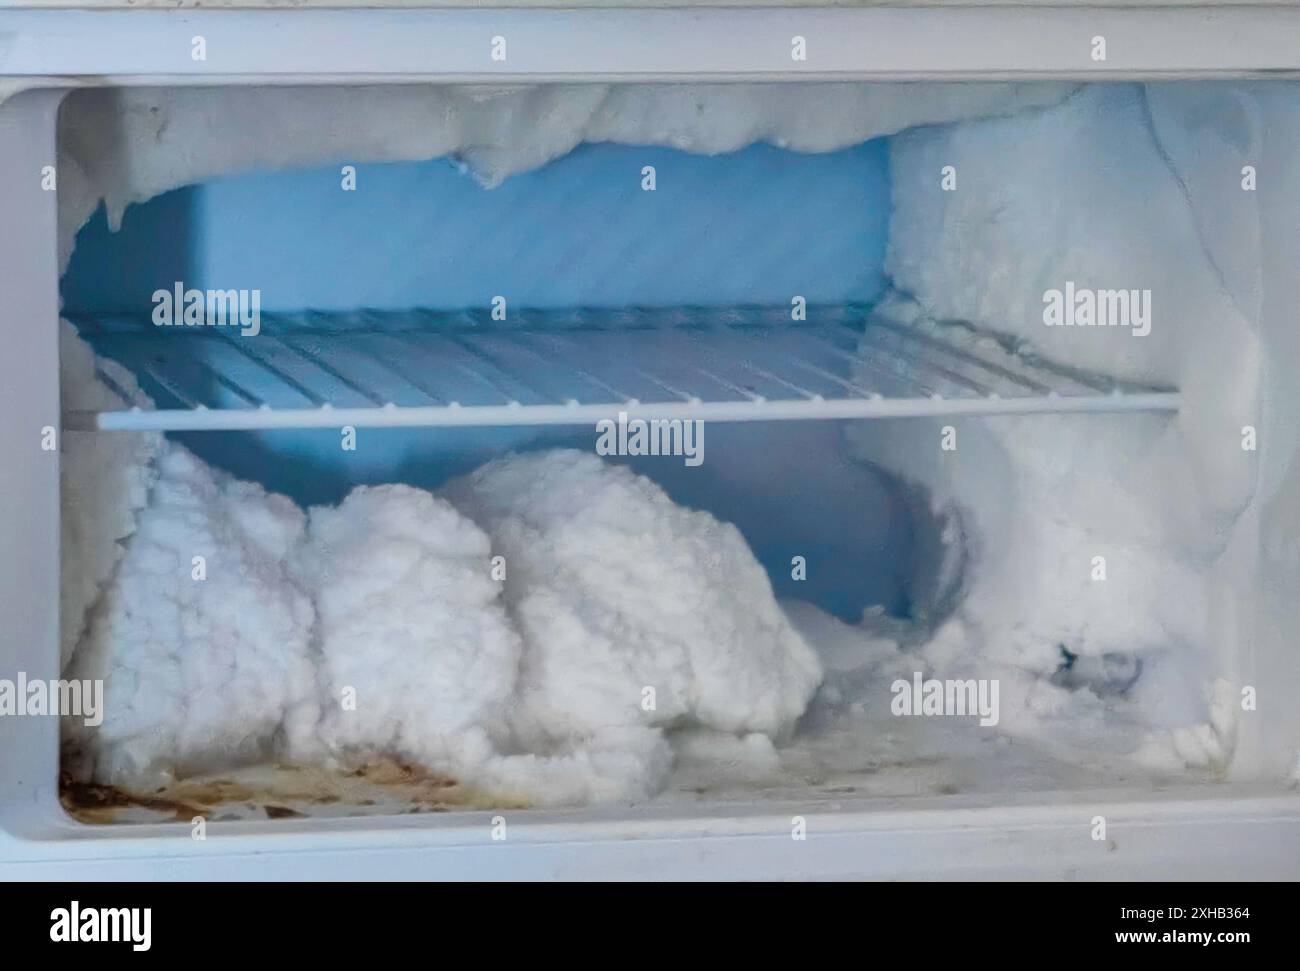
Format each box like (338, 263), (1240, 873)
(63, 140), (889, 314)
(63, 139), (908, 620)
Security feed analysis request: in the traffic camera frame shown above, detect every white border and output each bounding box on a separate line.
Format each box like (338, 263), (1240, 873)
(5, 787), (1300, 880)
(2, 7), (1300, 81)
(1, 7), (1298, 879)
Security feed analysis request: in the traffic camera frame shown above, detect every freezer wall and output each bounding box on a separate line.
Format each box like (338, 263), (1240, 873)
(50, 79), (1300, 784)
(860, 81), (1298, 780)
(62, 142), (890, 314)
(1240, 84), (1300, 782)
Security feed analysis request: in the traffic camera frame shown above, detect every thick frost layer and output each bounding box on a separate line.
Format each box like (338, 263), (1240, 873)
(58, 321), (162, 669)
(287, 466), (802, 806)
(55, 82), (1073, 271)
(444, 450), (824, 746)
(1141, 81), (1300, 779)
(858, 83), (1263, 772)
(885, 85), (1258, 538)
(67, 445), (318, 788)
(290, 484), (521, 777)
(67, 444), (819, 805)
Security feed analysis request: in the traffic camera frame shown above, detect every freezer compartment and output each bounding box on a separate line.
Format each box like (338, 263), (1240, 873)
(37, 80), (1300, 825)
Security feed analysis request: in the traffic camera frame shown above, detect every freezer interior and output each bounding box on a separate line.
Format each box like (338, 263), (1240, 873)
(52, 81), (1300, 823)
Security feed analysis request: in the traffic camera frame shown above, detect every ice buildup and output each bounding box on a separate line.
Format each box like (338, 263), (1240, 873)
(289, 484), (521, 779)
(66, 445), (318, 789)
(58, 321), (163, 669)
(443, 449), (824, 749)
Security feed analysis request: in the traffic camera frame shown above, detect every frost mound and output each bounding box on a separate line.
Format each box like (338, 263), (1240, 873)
(68, 446), (823, 807)
(290, 484), (522, 777)
(66, 445), (318, 789)
(443, 449), (823, 748)
(59, 321), (163, 669)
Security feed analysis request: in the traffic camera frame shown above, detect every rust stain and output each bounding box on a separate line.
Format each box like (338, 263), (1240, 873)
(60, 756), (531, 824)
(263, 804), (305, 819)
(60, 774), (202, 824)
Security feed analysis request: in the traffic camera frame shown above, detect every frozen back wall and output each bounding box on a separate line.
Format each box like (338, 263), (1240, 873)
(64, 141), (889, 312)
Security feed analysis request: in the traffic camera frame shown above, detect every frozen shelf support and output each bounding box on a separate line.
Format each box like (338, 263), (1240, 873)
(62, 306), (1182, 433)
(69, 391), (1181, 433)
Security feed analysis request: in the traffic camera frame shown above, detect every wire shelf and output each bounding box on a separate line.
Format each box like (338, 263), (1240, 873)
(63, 305), (1180, 432)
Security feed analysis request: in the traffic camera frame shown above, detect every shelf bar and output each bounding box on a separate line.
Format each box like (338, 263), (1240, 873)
(809, 330), (938, 398)
(388, 332), (515, 404)
(351, 337), (447, 405)
(868, 319), (1057, 395)
(273, 335), (387, 406)
(74, 391), (1183, 433)
(859, 327), (1002, 397)
(737, 360), (820, 400)
(137, 362), (202, 410)
(783, 355), (886, 400)
(447, 334), (558, 405)
(89, 366), (142, 410)
(516, 333), (630, 403)
(216, 332), (328, 406)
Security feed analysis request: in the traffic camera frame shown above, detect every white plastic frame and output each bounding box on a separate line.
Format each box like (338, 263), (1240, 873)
(1, 6), (1298, 880)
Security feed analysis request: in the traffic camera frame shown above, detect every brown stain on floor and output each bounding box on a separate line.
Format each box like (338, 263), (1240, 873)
(60, 757), (531, 825)
(60, 775), (210, 824)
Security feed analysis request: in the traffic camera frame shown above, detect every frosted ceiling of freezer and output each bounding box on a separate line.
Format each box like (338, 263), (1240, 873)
(62, 141), (889, 315)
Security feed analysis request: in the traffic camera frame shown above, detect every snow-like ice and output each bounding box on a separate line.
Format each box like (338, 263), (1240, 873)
(443, 449), (824, 748)
(58, 322), (162, 669)
(66, 445), (319, 789)
(289, 483), (521, 778)
(69, 436), (823, 803)
(53, 82), (1074, 273)
(855, 83), (1266, 772)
